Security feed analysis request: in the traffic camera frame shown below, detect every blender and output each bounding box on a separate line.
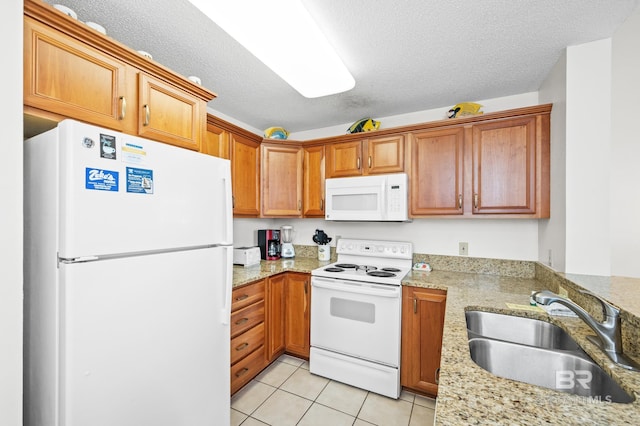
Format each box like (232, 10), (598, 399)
(280, 225), (295, 258)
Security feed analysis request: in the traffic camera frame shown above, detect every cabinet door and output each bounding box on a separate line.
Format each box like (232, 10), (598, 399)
(401, 287), (446, 397)
(231, 133), (261, 217)
(410, 128), (464, 215)
(303, 145), (325, 217)
(284, 273), (311, 359)
(472, 117), (536, 214)
(202, 122), (230, 158)
(24, 17), (131, 132)
(138, 73), (204, 151)
(325, 141), (363, 178)
(365, 134), (405, 174)
(266, 274), (286, 361)
(261, 144), (303, 217)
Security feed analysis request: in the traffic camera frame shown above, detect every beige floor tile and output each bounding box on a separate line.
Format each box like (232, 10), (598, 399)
(252, 389), (313, 426)
(316, 380), (368, 416)
(358, 392), (413, 426)
(230, 408), (247, 426)
(277, 354), (305, 367)
(230, 380), (276, 415)
(409, 404), (435, 426)
(300, 360), (309, 370)
(399, 389), (415, 403)
(255, 360), (297, 388)
(414, 394), (436, 409)
(280, 368), (330, 400)
(241, 417), (269, 426)
(354, 419), (376, 425)
(297, 403), (355, 426)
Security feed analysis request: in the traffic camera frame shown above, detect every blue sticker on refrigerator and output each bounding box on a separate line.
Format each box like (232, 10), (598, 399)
(85, 168), (119, 191)
(126, 167), (154, 194)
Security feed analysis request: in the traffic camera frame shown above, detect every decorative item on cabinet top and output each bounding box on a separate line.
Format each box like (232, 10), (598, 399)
(447, 102), (483, 119)
(347, 118), (380, 134)
(264, 127), (290, 140)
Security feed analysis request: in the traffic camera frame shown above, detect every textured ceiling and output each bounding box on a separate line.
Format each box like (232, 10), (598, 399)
(44, 0), (639, 133)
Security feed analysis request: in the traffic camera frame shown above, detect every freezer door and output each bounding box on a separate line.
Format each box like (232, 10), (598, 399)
(55, 120), (232, 258)
(57, 247), (231, 426)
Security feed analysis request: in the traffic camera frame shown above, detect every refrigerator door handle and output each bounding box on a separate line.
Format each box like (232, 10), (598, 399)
(222, 176), (233, 245)
(220, 245), (233, 325)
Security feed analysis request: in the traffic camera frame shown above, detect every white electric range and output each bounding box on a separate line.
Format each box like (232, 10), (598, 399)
(309, 238), (413, 399)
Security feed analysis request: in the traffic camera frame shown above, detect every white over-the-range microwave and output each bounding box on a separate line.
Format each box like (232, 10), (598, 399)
(324, 173), (410, 222)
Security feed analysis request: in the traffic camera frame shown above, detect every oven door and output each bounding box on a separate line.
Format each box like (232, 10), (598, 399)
(310, 276), (401, 367)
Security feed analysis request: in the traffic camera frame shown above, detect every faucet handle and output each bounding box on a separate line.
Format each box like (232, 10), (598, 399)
(578, 289), (620, 319)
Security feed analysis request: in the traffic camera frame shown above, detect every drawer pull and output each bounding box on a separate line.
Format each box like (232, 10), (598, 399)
(235, 368), (249, 378)
(235, 318), (249, 326)
(235, 342), (249, 351)
(235, 294), (249, 301)
(435, 367), (441, 385)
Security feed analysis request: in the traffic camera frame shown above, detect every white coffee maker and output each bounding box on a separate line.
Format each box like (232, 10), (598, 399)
(280, 225), (295, 258)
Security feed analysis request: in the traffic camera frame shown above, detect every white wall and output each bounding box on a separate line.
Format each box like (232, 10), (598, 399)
(290, 92), (539, 141)
(233, 93), (544, 261)
(610, 7), (640, 277)
(538, 50), (567, 271)
(0, 0), (23, 425)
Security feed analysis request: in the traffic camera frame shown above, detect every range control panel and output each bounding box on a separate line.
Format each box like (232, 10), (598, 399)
(336, 238), (413, 260)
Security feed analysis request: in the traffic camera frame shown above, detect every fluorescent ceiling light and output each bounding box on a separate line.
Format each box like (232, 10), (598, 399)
(188, 0), (355, 98)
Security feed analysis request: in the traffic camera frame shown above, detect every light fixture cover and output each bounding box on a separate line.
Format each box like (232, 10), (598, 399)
(188, 0), (355, 98)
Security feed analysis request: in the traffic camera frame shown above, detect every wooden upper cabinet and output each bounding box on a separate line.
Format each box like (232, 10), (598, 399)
(303, 145), (325, 217)
(231, 133), (261, 217)
(24, 16), (132, 132)
(261, 144), (303, 217)
(137, 73), (204, 151)
(325, 140), (363, 177)
(202, 122), (230, 159)
(325, 135), (405, 178)
(472, 116), (539, 214)
(410, 128), (464, 216)
(365, 134), (405, 175)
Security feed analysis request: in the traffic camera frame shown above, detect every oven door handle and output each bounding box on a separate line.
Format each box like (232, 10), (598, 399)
(311, 277), (400, 298)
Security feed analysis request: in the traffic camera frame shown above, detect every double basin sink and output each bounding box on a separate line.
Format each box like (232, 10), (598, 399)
(466, 310), (634, 403)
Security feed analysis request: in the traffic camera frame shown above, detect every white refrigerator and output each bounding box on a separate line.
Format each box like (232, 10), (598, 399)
(24, 119), (233, 426)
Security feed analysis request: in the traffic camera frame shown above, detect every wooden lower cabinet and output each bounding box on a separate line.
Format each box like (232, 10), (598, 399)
(401, 286), (447, 397)
(284, 273), (311, 359)
(266, 274), (286, 361)
(230, 280), (267, 395)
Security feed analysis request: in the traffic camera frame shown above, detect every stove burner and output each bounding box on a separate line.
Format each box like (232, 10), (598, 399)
(324, 267), (344, 272)
(381, 267), (401, 272)
(367, 270), (396, 278)
(357, 265), (378, 272)
(334, 263), (358, 269)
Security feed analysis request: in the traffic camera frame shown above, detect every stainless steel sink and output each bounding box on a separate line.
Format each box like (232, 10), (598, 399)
(469, 338), (634, 403)
(465, 310), (635, 403)
(465, 310), (581, 351)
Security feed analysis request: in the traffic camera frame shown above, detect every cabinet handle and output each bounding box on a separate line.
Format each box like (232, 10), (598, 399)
(304, 281), (308, 313)
(473, 193), (479, 209)
(304, 281), (308, 294)
(235, 294), (249, 301)
(298, 200), (302, 211)
(356, 157), (360, 169)
(368, 156), (372, 168)
(143, 104), (150, 126)
(458, 194), (463, 209)
(235, 342), (249, 351)
(413, 297), (417, 314)
(235, 368), (249, 378)
(235, 318), (249, 326)
(118, 96), (126, 120)
(320, 199), (324, 211)
(435, 367), (441, 385)
(232, 195), (235, 209)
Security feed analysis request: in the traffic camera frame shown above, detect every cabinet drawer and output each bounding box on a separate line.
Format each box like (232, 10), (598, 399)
(230, 322), (265, 365)
(231, 345), (266, 395)
(230, 301), (264, 338)
(232, 280), (265, 312)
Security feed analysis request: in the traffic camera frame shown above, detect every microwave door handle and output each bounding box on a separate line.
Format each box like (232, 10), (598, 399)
(380, 181), (387, 220)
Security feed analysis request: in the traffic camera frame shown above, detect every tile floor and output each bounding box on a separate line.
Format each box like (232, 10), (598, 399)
(231, 354), (436, 426)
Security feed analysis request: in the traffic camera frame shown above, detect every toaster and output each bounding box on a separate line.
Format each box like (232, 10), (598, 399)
(233, 246), (261, 267)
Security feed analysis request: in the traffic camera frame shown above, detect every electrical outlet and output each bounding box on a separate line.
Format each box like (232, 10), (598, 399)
(459, 242), (468, 256)
(558, 286), (568, 297)
(548, 249), (553, 267)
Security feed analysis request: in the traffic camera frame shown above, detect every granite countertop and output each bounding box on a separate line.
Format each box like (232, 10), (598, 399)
(232, 258), (640, 425)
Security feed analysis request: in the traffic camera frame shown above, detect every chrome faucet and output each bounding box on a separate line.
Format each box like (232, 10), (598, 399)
(534, 290), (640, 371)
